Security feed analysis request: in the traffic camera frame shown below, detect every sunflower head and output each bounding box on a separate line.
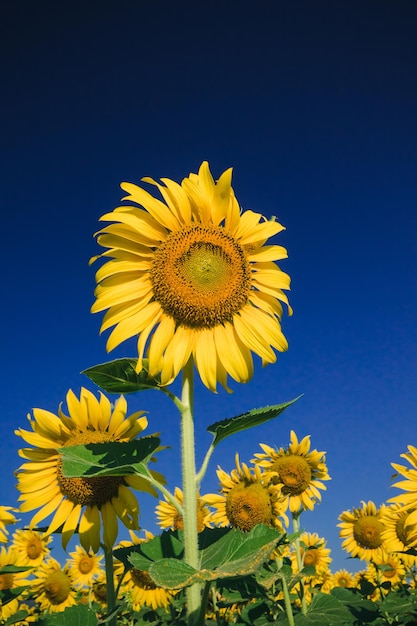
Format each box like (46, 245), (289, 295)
(15, 387), (158, 552)
(205, 454), (288, 532)
(253, 431), (330, 513)
(91, 161), (291, 392)
(32, 557), (76, 613)
(338, 500), (388, 562)
(155, 487), (212, 533)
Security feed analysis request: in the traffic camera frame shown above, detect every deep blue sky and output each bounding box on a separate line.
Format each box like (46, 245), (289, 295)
(2, 1), (416, 571)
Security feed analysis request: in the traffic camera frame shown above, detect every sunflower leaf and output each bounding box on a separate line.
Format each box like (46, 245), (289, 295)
(58, 437), (160, 478)
(82, 358), (161, 393)
(115, 530), (184, 571)
(148, 525), (284, 589)
(294, 592), (354, 625)
(36, 604), (98, 626)
(207, 396), (301, 447)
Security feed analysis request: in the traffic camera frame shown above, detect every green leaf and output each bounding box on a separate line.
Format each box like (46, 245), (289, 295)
(117, 530), (184, 571)
(206, 397), (301, 447)
(59, 437), (160, 477)
(294, 592), (354, 625)
(149, 525), (284, 589)
(82, 358), (161, 393)
(37, 604), (98, 626)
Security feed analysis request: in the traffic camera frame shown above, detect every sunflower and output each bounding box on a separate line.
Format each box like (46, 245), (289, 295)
(0, 506), (18, 543)
(338, 500), (388, 562)
(0, 546), (31, 621)
(90, 161), (291, 392)
(15, 387), (161, 552)
(365, 554), (406, 588)
(295, 532), (332, 578)
(322, 569), (356, 591)
(252, 431), (330, 513)
(67, 545), (103, 588)
(31, 557), (77, 613)
(389, 445), (417, 544)
(118, 532), (176, 611)
(204, 454), (288, 532)
(11, 529), (51, 567)
(381, 504), (417, 565)
(155, 487), (212, 532)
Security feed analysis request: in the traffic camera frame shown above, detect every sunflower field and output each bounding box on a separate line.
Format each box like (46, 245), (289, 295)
(1, 164), (417, 626)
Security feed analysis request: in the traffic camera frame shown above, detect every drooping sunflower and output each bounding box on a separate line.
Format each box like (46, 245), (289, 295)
(252, 431), (330, 513)
(31, 557), (77, 613)
(338, 500), (388, 562)
(90, 161), (291, 392)
(67, 545), (103, 588)
(155, 487), (212, 532)
(204, 454), (288, 532)
(11, 529), (51, 567)
(389, 444), (417, 544)
(15, 387), (161, 552)
(0, 506), (18, 543)
(381, 504), (417, 565)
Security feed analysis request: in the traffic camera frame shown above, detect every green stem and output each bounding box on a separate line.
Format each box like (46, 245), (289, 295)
(292, 511), (307, 615)
(104, 545), (117, 626)
(274, 556), (295, 626)
(196, 442), (215, 486)
(180, 358), (201, 625)
(140, 468), (184, 518)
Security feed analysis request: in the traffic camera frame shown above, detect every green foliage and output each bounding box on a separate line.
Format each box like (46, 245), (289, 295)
(206, 397), (301, 447)
(58, 437), (160, 478)
(36, 604), (98, 626)
(82, 358), (161, 393)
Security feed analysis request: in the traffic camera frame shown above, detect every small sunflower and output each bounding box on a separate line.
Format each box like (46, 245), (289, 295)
(11, 529), (51, 567)
(31, 557), (77, 613)
(67, 545), (103, 588)
(119, 532), (176, 611)
(204, 454), (288, 532)
(155, 487), (212, 532)
(0, 546), (31, 621)
(389, 445), (417, 544)
(296, 532), (332, 578)
(90, 161), (291, 392)
(381, 504), (417, 565)
(253, 431), (330, 513)
(338, 500), (388, 562)
(323, 569), (356, 591)
(15, 387), (160, 552)
(0, 506), (18, 543)
(365, 555), (406, 588)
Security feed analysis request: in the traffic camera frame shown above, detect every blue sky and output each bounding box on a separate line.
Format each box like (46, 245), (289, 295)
(2, 1), (416, 571)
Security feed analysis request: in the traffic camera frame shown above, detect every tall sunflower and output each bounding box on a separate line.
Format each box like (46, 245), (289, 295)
(204, 454), (288, 532)
(15, 387), (160, 552)
(338, 500), (388, 562)
(252, 431), (330, 513)
(90, 161), (291, 392)
(0, 506), (17, 543)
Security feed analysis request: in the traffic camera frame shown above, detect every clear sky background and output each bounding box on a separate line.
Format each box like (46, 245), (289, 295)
(2, 1), (416, 572)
